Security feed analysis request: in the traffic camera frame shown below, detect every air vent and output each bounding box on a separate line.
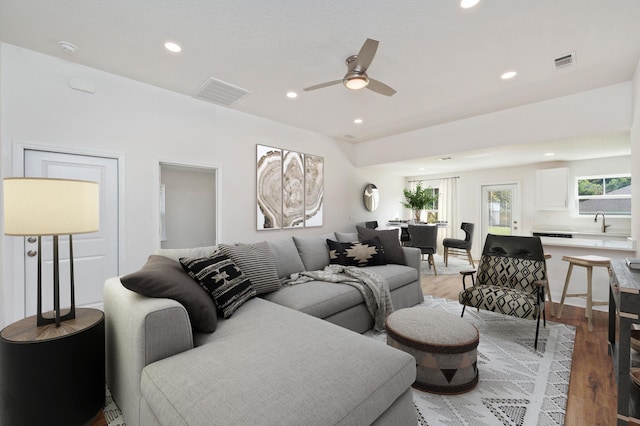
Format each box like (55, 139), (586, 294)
(554, 52), (575, 70)
(343, 134), (356, 140)
(193, 77), (251, 106)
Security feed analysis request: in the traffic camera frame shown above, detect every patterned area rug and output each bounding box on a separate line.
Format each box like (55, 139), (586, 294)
(366, 296), (575, 426)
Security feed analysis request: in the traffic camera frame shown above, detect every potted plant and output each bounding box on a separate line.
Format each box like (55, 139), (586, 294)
(402, 183), (438, 223)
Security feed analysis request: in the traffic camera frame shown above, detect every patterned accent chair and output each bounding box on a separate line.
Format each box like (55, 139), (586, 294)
(458, 234), (547, 350)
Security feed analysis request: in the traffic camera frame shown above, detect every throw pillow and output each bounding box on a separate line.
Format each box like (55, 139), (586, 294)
(327, 237), (386, 267)
(180, 253), (256, 318)
(356, 226), (405, 265)
(120, 255), (218, 333)
(218, 242), (281, 294)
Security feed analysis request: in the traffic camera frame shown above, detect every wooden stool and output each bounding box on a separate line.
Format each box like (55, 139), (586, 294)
(543, 253), (555, 317)
(557, 255), (611, 331)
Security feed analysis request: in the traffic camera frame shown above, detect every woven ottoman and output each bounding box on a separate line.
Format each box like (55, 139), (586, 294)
(386, 307), (479, 395)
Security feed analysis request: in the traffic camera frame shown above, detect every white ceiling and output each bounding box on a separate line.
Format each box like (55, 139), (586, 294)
(1, 0), (638, 175)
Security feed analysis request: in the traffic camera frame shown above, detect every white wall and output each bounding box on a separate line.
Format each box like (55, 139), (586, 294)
(632, 59), (640, 256)
(406, 154), (632, 259)
(0, 43), (403, 326)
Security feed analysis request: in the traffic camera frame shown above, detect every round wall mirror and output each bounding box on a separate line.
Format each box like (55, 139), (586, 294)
(363, 184), (379, 212)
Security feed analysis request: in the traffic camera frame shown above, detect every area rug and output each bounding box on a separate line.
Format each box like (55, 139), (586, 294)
(422, 254), (474, 275)
(366, 296), (575, 426)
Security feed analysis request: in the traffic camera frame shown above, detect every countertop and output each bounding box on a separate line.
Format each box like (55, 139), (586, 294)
(539, 236), (636, 252)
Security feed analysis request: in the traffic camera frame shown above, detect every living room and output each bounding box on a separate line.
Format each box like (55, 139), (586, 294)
(1, 1), (640, 425)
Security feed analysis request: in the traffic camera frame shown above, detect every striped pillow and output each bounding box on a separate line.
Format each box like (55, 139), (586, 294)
(218, 242), (282, 294)
(180, 252), (256, 318)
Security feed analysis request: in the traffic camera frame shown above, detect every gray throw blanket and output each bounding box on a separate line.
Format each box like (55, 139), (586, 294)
(284, 264), (393, 332)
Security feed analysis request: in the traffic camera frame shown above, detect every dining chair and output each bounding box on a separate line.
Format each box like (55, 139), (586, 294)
(407, 224), (438, 275)
(443, 222), (475, 267)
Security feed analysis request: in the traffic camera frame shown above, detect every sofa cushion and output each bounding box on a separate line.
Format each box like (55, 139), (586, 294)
(327, 238), (386, 267)
(120, 255), (218, 332)
(364, 264), (420, 291)
(261, 280), (365, 320)
(267, 238), (305, 279)
(154, 246), (218, 262)
(141, 298), (416, 426)
(335, 231), (358, 242)
(356, 226), (405, 265)
(292, 233), (336, 271)
(180, 253), (256, 318)
(218, 242), (281, 294)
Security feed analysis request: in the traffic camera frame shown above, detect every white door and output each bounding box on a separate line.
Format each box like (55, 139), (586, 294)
(481, 183), (521, 240)
(23, 150), (119, 315)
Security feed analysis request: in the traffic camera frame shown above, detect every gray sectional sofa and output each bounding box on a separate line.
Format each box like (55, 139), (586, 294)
(104, 231), (424, 426)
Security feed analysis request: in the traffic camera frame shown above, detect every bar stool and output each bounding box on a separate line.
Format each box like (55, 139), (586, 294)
(544, 253), (555, 317)
(557, 255), (611, 331)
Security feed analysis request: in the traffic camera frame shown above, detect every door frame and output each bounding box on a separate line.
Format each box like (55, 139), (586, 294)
(157, 159), (222, 246)
(7, 141), (125, 322)
(480, 181), (522, 241)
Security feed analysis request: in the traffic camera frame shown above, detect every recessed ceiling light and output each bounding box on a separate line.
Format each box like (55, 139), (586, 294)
(58, 41), (77, 53)
(544, 152), (555, 156)
(286, 91), (298, 99)
(501, 71), (517, 80)
(354, 118), (363, 124)
(164, 42), (182, 53)
(460, 0), (480, 9)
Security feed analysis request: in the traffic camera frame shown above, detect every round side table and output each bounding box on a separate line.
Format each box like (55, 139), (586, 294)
(0, 308), (105, 425)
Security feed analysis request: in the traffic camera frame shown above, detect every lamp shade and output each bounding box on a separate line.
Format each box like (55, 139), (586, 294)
(4, 178), (99, 236)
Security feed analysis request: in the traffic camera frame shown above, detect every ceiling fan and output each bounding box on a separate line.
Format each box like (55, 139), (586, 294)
(303, 38), (396, 97)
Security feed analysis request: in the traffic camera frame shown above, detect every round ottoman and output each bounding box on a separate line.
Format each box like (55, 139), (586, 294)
(386, 307), (479, 395)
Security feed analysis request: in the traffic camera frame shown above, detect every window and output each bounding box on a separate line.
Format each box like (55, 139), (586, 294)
(576, 174), (631, 216)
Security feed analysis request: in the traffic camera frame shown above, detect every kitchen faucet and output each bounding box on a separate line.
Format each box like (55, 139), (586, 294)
(594, 211), (610, 233)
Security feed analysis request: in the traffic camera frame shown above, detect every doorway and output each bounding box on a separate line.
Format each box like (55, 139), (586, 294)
(21, 149), (120, 315)
(481, 183), (521, 239)
(159, 162), (218, 249)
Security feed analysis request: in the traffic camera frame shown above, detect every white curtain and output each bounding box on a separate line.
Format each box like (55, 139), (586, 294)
(438, 177), (458, 240)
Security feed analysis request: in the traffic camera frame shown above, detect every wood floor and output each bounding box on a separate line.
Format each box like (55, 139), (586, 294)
(92, 273), (622, 426)
(423, 273), (619, 426)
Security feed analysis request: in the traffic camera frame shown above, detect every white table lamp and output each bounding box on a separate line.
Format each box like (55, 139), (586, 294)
(3, 178), (99, 327)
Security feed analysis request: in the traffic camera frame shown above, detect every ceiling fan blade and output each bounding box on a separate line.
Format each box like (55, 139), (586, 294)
(349, 38), (379, 72)
(303, 80), (342, 91)
(367, 79), (396, 97)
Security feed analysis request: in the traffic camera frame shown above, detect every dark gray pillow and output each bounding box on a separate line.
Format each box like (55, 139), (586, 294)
(356, 226), (405, 265)
(218, 242), (281, 294)
(120, 255), (218, 333)
(180, 253), (256, 318)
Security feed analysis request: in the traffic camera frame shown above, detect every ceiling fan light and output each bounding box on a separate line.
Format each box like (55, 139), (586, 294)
(344, 74), (369, 90)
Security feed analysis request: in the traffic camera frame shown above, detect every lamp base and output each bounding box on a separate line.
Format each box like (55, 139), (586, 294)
(37, 307), (76, 327)
(36, 234), (76, 328)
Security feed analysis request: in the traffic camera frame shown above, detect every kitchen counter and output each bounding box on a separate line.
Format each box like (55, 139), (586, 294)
(539, 236), (636, 252)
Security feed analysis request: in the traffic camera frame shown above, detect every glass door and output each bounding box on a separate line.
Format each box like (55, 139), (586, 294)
(481, 183), (521, 238)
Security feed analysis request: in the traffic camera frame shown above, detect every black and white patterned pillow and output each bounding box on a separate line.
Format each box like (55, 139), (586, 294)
(326, 237), (386, 267)
(180, 252), (256, 318)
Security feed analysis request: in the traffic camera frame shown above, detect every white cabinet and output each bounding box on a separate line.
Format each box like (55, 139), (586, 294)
(536, 167), (569, 210)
